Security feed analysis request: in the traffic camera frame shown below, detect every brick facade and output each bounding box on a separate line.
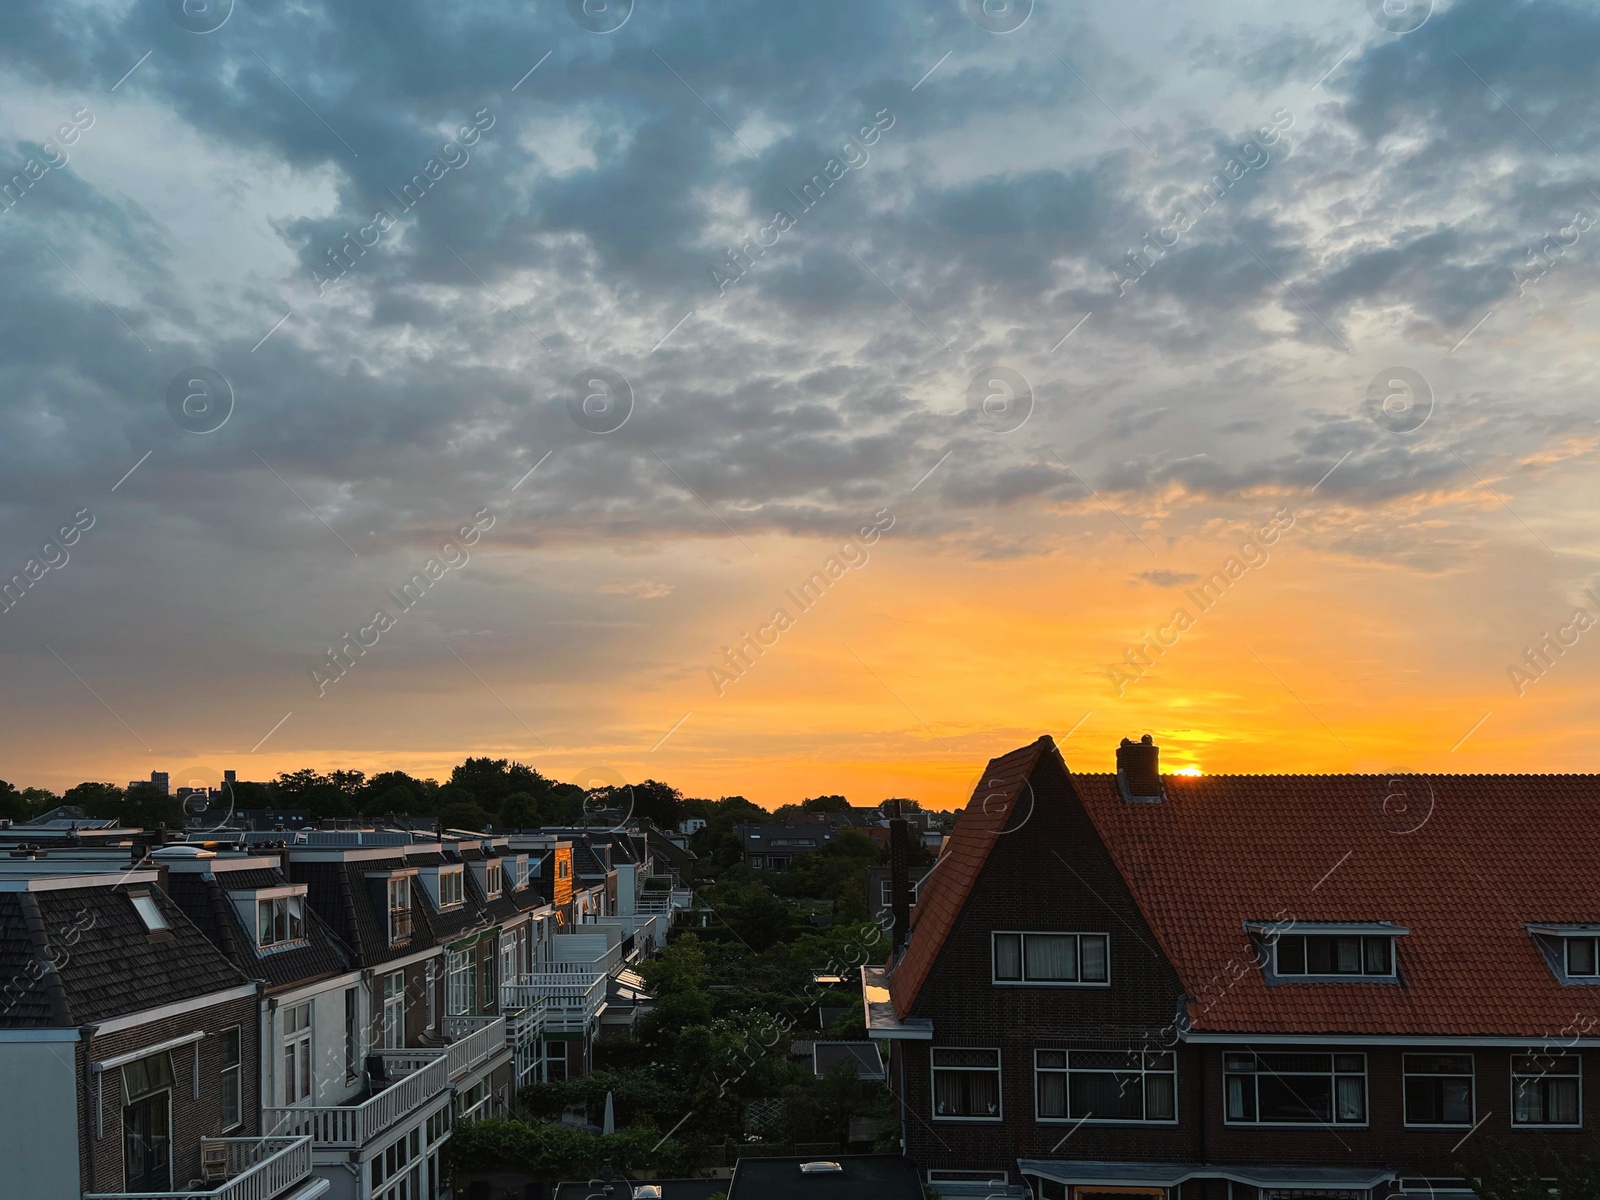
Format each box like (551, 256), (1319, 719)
(77, 992), (259, 1194)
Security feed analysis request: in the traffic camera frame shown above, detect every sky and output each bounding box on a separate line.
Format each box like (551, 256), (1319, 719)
(1, 0), (1597, 809)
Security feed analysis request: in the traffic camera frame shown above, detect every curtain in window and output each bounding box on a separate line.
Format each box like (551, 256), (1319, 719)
(1145, 1072), (1176, 1119)
(1069, 1070), (1143, 1120)
(994, 934), (1022, 980)
(1549, 1079), (1579, 1124)
(1080, 936), (1108, 981)
(935, 1069), (998, 1117)
(1037, 1071), (1067, 1118)
(1026, 935), (1076, 981)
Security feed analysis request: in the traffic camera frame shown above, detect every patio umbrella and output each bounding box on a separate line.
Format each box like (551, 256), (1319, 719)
(602, 1089), (615, 1135)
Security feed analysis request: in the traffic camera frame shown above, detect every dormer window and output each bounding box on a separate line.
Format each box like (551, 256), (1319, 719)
(387, 877), (413, 944)
(1525, 925), (1600, 983)
(257, 896), (306, 948)
(486, 862), (503, 898)
(1252, 922), (1406, 981)
(439, 868), (464, 909)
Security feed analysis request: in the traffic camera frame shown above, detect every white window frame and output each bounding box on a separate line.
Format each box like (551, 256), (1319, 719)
(931, 1047), (1003, 1123)
(129, 892), (169, 933)
(382, 971), (406, 1050)
(485, 861), (503, 898)
(1223, 1051), (1368, 1127)
(219, 1025), (243, 1132)
(1402, 1053), (1475, 1128)
(447, 949), (474, 1017)
(1512, 1054), (1582, 1128)
(1272, 933), (1397, 979)
(386, 877), (412, 944)
(438, 868), (464, 910)
(282, 1003), (312, 1105)
(425, 960), (438, 1030)
(344, 987), (362, 1082)
(991, 932), (1110, 987)
(1033, 1048), (1178, 1125)
(256, 895), (306, 949)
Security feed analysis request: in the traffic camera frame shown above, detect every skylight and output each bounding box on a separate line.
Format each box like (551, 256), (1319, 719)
(130, 893), (169, 933)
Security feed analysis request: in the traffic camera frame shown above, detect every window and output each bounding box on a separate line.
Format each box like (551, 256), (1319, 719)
(283, 1003), (312, 1104)
(485, 862), (503, 898)
(438, 869), (464, 909)
(1275, 935), (1393, 977)
(1224, 1052), (1367, 1124)
(425, 960), (438, 1030)
(1035, 1049), (1176, 1123)
(1566, 937), (1598, 977)
(382, 971), (405, 1049)
(1403, 1054), (1473, 1127)
(881, 880), (893, 908)
(751, 857), (765, 869)
(256, 896), (306, 948)
(556, 858), (569, 880)
(1513, 1055), (1581, 1127)
(219, 1027), (243, 1131)
(447, 949), (473, 1016)
(387, 877), (413, 944)
(992, 933), (1109, 985)
(129, 892), (168, 933)
(371, 1126), (424, 1200)
(344, 988), (361, 1082)
(932, 1048), (1002, 1121)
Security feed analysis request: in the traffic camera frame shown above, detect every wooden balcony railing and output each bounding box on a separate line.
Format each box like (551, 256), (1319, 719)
(264, 1054), (449, 1149)
(501, 971), (606, 1033)
(85, 1136), (312, 1200)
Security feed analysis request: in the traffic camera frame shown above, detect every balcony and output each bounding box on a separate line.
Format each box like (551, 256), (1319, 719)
(501, 969), (607, 1033)
(264, 1054), (449, 1150)
(85, 1136), (313, 1200)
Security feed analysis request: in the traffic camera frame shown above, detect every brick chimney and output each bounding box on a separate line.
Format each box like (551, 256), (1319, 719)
(889, 799), (912, 953)
(1117, 735), (1163, 802)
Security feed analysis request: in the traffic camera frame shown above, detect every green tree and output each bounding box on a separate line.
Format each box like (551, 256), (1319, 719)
(1462, 1129), (1600, 1200)
(124, 782), (183, 829)
(0, 780), (34, 822)
(439, 796), (491, 831)
(498, 791), (538, 829)
(802, 794), (850, 812)
(63, 781), (124, 820)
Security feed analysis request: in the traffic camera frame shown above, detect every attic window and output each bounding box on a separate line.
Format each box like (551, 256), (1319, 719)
(129, 892), (169, 934)
(439, 868), (464, 909)
(485, 862), (503, 898)
(257, 896), (306, 948)
(1277, 935), (1394, 977)
(1566, 937), (1597, 977)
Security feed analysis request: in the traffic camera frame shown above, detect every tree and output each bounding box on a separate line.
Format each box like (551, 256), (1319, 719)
(802, 794), (850, 812)
(439, 797), (491, 831)
(0, 780), (35, 823)
(498, 791), (537, 829)
(63, 781), (124, 820)
(630, 780), (685, 828)
(1462, 1129), (1600, 1200)
(123, 782), (183, 829)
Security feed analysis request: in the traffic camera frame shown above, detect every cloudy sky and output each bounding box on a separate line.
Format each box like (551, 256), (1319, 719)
(1, 0), (1596, 807)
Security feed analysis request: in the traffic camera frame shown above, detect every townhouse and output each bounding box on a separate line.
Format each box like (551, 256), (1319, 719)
(865, 734), (1600, 1199)
(0, 859), (322, 1200)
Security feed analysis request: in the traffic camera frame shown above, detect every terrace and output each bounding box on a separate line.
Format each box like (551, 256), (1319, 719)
(84, 1136), (315, 1200)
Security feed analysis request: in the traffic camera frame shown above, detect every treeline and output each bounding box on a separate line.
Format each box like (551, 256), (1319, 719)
(1, 758), (739, 832)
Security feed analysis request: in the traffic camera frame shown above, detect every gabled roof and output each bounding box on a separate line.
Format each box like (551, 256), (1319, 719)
(887, 736), (1056, 1017)
(1072, 771), (1600, 1037)
(0, 883), (250, 1027)
(889, 732), (1600, 1038)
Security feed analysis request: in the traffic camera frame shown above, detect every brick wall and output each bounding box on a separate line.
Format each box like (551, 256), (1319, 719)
(78, 993), (259, 1194)
(893, 754), (1600, 1179)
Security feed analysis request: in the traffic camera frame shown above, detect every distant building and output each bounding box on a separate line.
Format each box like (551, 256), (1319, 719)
(736, 823), (839, 870)
(127, 770), (169, 794)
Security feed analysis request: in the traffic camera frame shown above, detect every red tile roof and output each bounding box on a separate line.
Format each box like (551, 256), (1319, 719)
(1074, 769), (1600, 1036)
(887, 736), (1056, 1017)
(893, 734), (1600, 1037)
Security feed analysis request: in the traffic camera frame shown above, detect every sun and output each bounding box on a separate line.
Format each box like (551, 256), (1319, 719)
(1170, 765), (1203, 777)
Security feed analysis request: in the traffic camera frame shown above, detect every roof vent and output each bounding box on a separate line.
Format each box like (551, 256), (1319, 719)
(1117, 735), (1163, 802)
(799, 1161), (843, 1174)
(152, 844), (216, 859)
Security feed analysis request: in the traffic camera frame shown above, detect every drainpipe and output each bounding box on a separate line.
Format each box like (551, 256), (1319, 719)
(79, 1024), (98, 1195)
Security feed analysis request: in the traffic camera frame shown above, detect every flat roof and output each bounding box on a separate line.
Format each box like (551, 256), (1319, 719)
(728, 1156), (922, 1200)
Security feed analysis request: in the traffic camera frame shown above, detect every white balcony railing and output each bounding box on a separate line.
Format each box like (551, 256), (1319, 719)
(264, 1054), (450, 1149)
(85, 1136), (312, 1200)
(501, 971), (606, 1033)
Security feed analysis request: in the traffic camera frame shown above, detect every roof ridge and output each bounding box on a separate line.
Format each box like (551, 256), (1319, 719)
(17, 891), (74, 1027)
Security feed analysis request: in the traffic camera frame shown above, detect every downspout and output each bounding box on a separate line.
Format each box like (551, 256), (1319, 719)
(79, 1024), (98, 1195)
(898, 1042), (908, 1157)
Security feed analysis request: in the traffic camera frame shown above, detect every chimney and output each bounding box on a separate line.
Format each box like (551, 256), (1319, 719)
(889, 799), (912, 953)
(1117, 735), (1163, 802)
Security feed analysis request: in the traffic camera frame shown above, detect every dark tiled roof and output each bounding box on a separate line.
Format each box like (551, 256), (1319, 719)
(0, 895), (62, 1025)
(887, 736), (1053, 1017)
(164, 868), (353, 991)
(0, 884), (251, 1027)
(294, 858), (439, 968)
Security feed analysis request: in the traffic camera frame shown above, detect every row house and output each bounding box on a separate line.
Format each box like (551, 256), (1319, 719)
(865, 734), (1600, 1200)
(737, 823), (840, 871)
(0, 861), (322, 1200)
